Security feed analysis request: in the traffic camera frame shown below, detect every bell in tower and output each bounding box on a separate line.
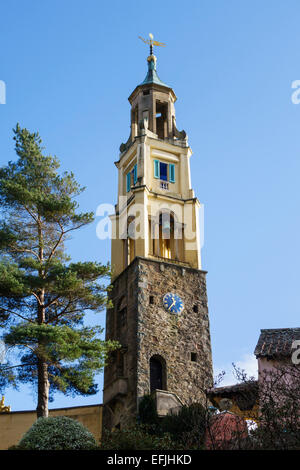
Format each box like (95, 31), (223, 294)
(103, 35), (213, 431)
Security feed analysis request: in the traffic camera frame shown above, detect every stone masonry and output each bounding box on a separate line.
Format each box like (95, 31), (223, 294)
(102, 256), (213, 430)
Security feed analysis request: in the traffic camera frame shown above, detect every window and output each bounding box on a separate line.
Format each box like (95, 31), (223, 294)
(126, 163), (137, 192)
(149, 295), (154, 305)
(160, 162), (168, 181)
(153, 160), (175, 183)
(193, 304), (199, 313)
(156, 101), (168, 139)
(191, 352), (197, 362)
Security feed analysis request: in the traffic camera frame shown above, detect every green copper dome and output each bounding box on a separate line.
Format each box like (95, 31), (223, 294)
(140, 55), (169, 88)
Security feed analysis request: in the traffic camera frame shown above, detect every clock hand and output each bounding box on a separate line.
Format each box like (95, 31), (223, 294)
(168, 300), (175, 311)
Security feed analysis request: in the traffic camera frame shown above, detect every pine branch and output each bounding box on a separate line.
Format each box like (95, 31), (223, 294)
(0, 306), (35, 323)
(0, 363), (35, 370)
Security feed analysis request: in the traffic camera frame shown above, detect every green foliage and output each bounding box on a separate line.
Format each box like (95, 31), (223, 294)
(100, 402), (215, 451)
(100, 424), (176, 450)
(137, 397), (207, 449)
(0, 124), (120, 415)
(160, 403), (207, 449)
(138, 394), (159, 425)
(3, 323), (118, 396)
(17, 416), (98, 450)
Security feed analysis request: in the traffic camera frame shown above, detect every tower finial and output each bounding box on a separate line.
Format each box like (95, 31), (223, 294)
(149, 33), (154, 55)
(138, 33), (166, 57)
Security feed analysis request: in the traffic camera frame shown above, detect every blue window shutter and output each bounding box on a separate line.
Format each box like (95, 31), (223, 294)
(133, 164), (137, 184)
(169, 163), (175, 183)
(154, 159), (160, 179)
(126, 172), (131, 192)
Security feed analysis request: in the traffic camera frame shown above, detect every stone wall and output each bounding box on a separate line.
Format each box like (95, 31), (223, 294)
(103, 256), (213, 430)
(103, 259), (140, 429)
(136, 257), (213, 405)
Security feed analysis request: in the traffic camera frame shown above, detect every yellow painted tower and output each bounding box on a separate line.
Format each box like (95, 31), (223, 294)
(103, 36), (213, 430)
(111, 36), (201, 280)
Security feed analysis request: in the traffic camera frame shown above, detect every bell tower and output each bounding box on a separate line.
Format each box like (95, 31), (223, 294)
(103, 36), (213, 430)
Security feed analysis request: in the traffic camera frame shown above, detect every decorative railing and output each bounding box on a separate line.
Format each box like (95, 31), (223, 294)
(160, 181), (169, 190)
(149, 255), (190, 267)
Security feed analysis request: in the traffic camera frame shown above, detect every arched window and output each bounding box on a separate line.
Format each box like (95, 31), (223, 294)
(124, 217), (135, 268)
(159, 212), (174, 259)
(150, 355), (167, 392)
(149, 210), (184, 262)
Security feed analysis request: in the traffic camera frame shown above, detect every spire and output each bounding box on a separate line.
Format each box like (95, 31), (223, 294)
(138, 33), (169, 88)
(141, 54), (168, 87)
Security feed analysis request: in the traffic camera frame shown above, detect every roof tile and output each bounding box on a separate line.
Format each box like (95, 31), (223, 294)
(254, 328), (300, 359)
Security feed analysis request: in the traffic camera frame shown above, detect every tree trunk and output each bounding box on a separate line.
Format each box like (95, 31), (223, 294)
(36, 359), (49, 418)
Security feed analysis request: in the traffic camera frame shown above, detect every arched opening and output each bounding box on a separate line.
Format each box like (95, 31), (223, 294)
(149, 210), (185, 262)
(159, 212), (174, 259)
(150, 355), (167, 392)
(156, 101), (168, 139)
(131, 105), (139, 139)
(124, 217), (135, 268)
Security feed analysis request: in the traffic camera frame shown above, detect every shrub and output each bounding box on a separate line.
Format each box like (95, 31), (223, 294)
(100, 424), (176, 450)
(160, 402), (207, 448)
(17, 416), (98, 450)
(138, 394), (159, 426)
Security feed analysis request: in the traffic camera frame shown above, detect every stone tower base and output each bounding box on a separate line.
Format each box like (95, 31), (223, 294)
(103, 257), (213, 430)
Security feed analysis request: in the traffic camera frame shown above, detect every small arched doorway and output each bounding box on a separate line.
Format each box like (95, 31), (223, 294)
(150, 355), (166, 392)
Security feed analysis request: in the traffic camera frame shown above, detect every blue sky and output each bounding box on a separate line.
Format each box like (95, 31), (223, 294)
(1, 0), (300, 410)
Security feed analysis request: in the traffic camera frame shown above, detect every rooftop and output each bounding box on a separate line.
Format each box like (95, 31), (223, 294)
(254, 328), (300, 359)
(207, 381), (259, 412)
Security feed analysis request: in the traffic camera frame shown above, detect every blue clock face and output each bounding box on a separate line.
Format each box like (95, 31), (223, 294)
(163, 293), (184, 314)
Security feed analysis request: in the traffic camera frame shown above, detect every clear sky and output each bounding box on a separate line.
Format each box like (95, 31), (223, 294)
(1, 0), (300, 410)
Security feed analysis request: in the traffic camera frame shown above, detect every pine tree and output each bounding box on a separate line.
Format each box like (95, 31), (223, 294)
(0, 124), (118, 417)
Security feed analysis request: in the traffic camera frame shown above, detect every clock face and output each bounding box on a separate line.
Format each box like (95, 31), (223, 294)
(163, 293), (184, 314)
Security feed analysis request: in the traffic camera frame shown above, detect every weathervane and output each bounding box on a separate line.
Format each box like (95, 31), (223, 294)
(138, 33), (166, 56)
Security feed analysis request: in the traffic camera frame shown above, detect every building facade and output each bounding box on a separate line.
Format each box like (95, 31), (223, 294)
(103, 40), (213, 429)
(0, 404), (102, 450)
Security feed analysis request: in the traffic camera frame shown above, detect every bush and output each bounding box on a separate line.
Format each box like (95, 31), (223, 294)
(100, 424), (176, 450)
(160, 402), (207, 448)
(17, 416), (98, 450)
(138, 395), (159, 426)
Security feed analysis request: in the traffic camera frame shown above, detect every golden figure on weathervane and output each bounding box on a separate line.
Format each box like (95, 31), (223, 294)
(138, 33), (166, 55)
